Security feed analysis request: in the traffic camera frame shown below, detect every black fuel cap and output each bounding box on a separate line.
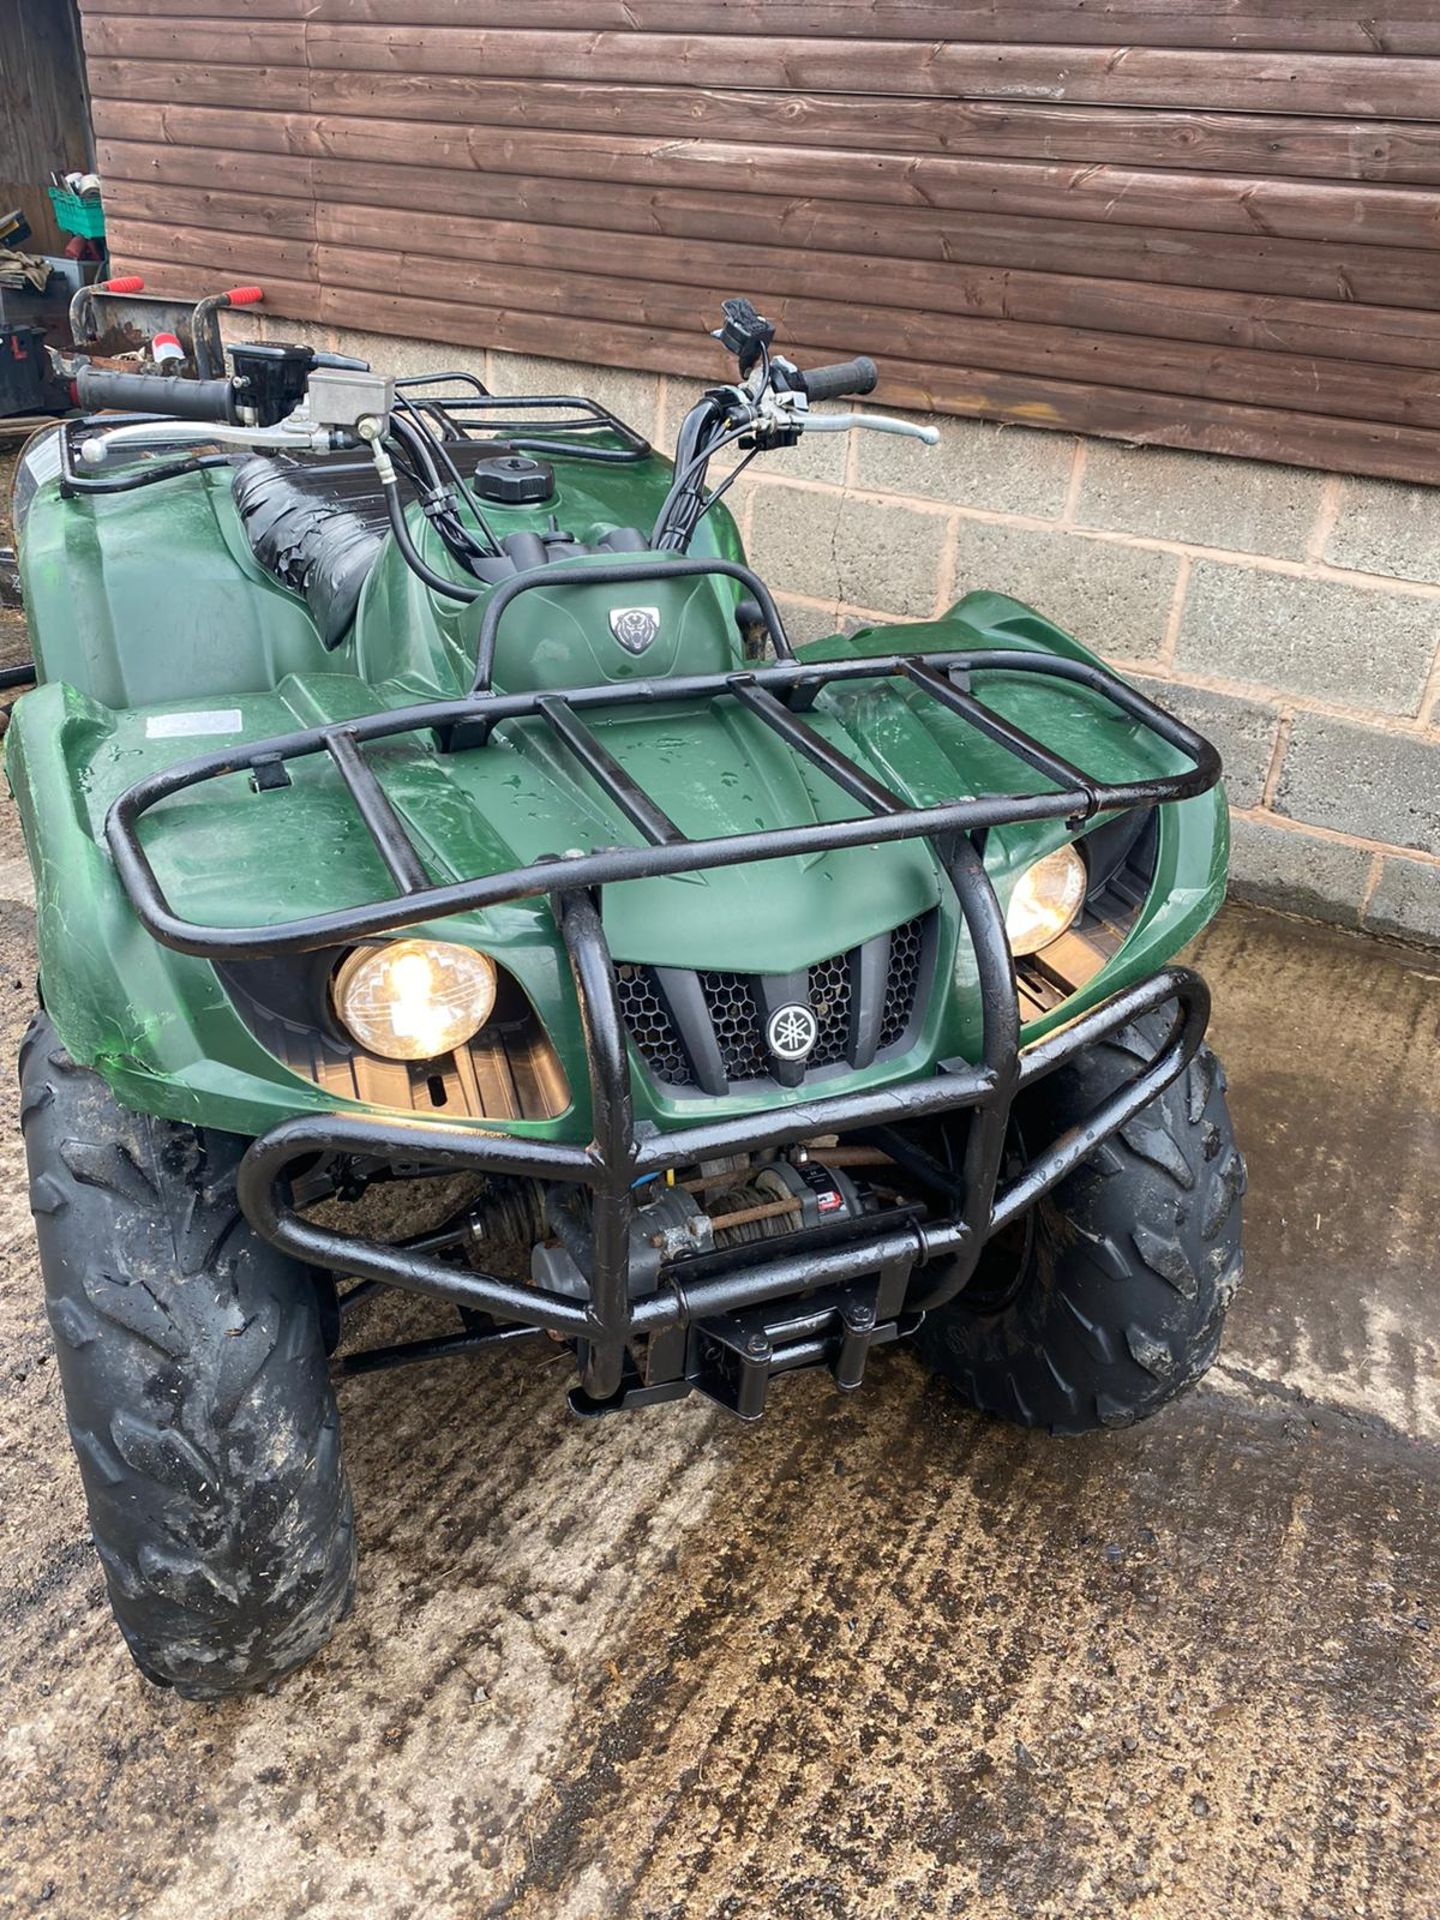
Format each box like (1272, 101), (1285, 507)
(471, 453), (555, 505)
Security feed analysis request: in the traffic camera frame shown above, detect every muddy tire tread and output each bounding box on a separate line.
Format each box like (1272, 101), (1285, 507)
(19, 1014), (355, 1699)
(915, 1015), (1245, 1436)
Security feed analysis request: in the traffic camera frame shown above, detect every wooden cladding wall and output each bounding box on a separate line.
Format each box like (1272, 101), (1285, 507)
(78, 2), (1440, 482)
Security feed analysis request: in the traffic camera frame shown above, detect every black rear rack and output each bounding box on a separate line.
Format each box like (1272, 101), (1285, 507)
(393, 373), (652, 466)
(99, 557), (1224, 1411)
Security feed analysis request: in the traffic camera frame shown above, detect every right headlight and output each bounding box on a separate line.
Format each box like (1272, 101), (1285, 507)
(331, 940), (498, 1061)
(1005, 845), (1087, 957)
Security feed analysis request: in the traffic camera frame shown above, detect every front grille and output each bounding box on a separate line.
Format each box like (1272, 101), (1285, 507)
(618, 912), (934, 1094)
(613, 966), (691, 1086)
(700, 970), (768, 1081)
(879, 915), (926, 1047)
(806, 948), (853, 1068)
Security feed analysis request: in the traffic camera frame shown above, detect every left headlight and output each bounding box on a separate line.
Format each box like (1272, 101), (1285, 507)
(1005, 844), (1087, 957)
(332, 940), (498, 1061)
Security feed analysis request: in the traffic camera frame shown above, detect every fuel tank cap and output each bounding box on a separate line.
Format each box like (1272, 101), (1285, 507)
(470, 453), (555, 505)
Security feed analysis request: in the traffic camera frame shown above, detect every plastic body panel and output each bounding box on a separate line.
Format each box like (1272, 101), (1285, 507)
(7, 441), (1227, 1144)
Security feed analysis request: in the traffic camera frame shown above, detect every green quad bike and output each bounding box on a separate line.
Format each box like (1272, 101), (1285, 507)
(9, 291), (1243, 1699)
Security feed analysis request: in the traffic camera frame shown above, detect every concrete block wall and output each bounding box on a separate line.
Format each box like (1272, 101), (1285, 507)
(241, 315), (1440, 947)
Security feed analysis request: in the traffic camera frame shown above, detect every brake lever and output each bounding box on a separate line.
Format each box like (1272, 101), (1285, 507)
(79, 418), (339, 463)
(801, 412), (940, 444)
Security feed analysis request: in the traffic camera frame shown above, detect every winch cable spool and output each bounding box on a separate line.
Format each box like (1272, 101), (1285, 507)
(454, 1149), (876, 1318)
(705, 1164), (858, 1245)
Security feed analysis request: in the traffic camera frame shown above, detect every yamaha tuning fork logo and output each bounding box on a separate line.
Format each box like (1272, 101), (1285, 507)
(608, 606), (662, 655)
(766, 1002), (819, 1063)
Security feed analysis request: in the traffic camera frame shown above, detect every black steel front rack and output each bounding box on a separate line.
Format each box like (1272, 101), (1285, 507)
(105, 553), (1222, 1414)
(107, 549), (1218, 959)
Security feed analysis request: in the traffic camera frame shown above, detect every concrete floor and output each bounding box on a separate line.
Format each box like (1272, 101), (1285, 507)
(0, 503), (1436, 1913)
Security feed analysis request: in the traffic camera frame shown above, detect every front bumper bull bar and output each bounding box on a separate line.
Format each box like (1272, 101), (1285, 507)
(234, 957), (1209, 1411)
(102, 560), (1221, 1410)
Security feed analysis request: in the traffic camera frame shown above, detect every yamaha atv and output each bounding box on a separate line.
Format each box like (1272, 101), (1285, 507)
(8, 289), (1243, 1699)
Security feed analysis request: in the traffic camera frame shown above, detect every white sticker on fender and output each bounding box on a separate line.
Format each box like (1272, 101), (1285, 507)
(145, 709), (245, 738)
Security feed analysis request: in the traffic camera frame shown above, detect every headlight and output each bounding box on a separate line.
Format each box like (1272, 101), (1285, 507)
(332, 940), (498, 1061)
(1005, 845), (1087, 957)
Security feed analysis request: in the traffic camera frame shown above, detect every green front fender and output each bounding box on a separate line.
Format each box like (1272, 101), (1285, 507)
(5, 591), (1228, 1146)
(5, 681), (590, 1141)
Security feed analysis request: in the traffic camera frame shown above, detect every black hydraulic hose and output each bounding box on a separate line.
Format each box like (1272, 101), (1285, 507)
(385, 407), (452, 499)
(701, 449), (757, 522)
(388, 407), (502, 560)
(61, 454), (235, 498)
(391, 398), (502, 557)
(0, 662), (36, 690)
(379, 462), (482, 605)
(654, 395), (730, 550)
(57, 418), (235, 498)
(652, 409), (754, 550)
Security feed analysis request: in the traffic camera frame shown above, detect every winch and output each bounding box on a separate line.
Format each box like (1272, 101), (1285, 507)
(522, 1155), (864, 1301)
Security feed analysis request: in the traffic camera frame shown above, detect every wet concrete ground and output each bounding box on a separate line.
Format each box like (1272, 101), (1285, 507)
(0, 466), (1435, 1912)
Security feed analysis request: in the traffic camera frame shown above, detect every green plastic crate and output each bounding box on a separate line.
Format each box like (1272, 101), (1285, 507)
(47, 187), (105, 240)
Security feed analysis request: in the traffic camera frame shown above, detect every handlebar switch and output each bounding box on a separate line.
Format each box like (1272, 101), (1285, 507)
(713, 297), (775, 376)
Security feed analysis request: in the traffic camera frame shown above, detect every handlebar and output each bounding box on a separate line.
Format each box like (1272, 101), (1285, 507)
(73, 364), (237, 423)
(797, 356), (878, 404)
(68, 273), (146, 349)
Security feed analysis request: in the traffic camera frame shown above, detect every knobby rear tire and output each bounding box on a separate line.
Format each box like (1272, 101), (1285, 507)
(19, 1014), (355, 1700)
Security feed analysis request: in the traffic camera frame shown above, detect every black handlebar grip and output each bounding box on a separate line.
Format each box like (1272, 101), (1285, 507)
(74, 366), (237, 423)
(798, 356), (879, 404)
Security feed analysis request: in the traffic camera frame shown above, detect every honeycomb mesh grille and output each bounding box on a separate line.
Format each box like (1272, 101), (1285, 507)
(619, 914), (929, 1091)
(615, 966), (690, 1086)
(880, 915), (927, 1048)
(697, 970), (767, 1081)
(806, 949), (853, 1068)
